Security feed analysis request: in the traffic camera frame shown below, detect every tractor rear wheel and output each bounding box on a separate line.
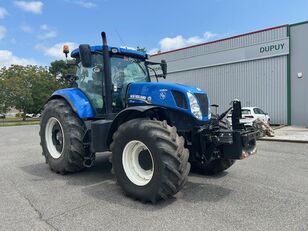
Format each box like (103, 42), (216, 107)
(110, 119), (190, 203)
(40, 99), (90, 174)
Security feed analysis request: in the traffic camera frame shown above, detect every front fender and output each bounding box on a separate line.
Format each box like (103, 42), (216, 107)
(106, 106), (168, 147)
(49, 88), (95, 119)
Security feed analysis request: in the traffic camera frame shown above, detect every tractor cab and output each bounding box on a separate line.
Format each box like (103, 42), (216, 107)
(69, 42), (167, 116)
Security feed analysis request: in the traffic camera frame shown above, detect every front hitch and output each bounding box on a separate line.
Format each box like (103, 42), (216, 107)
(231, 100), (244, 130)
(200, 99), (258, 160)
(219, 128), (258, 160)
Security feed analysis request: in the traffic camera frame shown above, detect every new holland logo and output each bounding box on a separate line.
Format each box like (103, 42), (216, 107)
(159, 89), (167, 100)
(160, 91), (166, 100)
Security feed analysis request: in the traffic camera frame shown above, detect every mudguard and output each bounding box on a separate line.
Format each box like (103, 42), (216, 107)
(106, 105), (167, 147)
(49, 88), (95, 119)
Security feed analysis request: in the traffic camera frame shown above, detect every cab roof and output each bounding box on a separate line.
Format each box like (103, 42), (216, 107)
(71, 45), (147, 59)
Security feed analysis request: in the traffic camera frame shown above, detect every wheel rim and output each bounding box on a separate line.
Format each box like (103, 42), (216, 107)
(45, 117), (64, 159)
(122, 140), (154, 186)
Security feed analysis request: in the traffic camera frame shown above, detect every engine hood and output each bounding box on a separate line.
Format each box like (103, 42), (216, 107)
(128, 82), (206, 94)
(127, 82), (210, 121)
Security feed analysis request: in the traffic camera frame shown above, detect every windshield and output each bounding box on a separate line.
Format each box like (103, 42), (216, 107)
(75, 53), (150, 116)
(110, 54), (149, 88)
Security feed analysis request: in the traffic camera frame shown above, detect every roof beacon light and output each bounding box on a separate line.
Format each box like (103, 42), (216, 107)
(63, 45), (70, 56)
(63, 44), (70, 63)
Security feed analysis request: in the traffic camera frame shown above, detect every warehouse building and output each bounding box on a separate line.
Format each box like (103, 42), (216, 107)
(150, 21), (308, 126)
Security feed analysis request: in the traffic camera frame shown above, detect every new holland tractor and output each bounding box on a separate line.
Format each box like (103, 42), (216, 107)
(40, 32), (257, 203)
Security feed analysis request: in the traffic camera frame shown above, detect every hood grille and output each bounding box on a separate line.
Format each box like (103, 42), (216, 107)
(195, 93), (209, 117)
(171, 90), (188, 109)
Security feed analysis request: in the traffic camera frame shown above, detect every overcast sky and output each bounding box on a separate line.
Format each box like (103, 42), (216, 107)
(0, 0), (308, 67)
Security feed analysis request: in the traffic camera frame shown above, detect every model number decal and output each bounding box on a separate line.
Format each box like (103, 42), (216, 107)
(129, 94), (147, 100)
(128, 94), (151, 104)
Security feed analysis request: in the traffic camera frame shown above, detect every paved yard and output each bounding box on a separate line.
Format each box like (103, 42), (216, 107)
(0, 125), (307, 231)
(262, 126), (308, 143)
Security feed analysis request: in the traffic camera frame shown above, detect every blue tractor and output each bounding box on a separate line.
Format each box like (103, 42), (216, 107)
(40, 32), (257, 203)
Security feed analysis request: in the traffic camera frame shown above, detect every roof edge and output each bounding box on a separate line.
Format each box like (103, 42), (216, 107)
(290, 20), (308, 27)
(71, 45), (147, 59)
(151, 24), (289, 57)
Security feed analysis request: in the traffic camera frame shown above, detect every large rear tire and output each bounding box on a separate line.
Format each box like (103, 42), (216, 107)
(110, 119), (190, 203)
(40, 99), (89, 174)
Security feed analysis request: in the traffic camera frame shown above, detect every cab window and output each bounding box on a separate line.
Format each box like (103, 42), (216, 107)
(76, 54), (104, 114)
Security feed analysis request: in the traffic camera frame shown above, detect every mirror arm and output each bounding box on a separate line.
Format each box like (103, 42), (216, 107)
(147, 66), (159, 82)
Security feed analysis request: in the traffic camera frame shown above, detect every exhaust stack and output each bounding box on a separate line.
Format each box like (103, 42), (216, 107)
(101, 32), (112, 115)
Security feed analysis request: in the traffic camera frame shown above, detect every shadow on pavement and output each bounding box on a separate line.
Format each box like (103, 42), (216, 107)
(179, 181), (232, 203)
(189, 170), (229, 179)
(21, 153), (114, 187)
(22, 153), (232, 209)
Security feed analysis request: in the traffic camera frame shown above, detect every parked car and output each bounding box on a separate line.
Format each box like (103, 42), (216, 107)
(25, 113), (34, 118)
(34, 113), (41, 118)
(227, 107), (270, 126)
(0, 113), (5, 119)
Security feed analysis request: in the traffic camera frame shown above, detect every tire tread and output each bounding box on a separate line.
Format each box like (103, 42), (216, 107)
(40, 99), (88, 174)
(111, 119), (190, 203)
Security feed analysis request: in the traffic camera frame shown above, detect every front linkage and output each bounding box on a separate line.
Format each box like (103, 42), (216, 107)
(196, 100), (258, 162)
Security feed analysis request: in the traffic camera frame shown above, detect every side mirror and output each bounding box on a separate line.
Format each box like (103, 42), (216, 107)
(161, 59), (167, 79)
(79, 44), (92, 68)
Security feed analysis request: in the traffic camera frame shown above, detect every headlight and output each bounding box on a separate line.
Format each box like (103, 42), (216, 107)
(187, 92), (202, 120)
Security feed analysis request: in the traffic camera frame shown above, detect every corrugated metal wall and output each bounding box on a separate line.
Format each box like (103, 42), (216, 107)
(151, 26), (288, 124)
(290, 22), (308, 126)
(159, 56), (287, 124)
(154, 27), (287, 63)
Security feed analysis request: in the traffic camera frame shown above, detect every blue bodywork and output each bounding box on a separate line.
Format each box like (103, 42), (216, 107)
(54, 47), (210, 122)
(71, 46), (147, 59)
(51, 88), (95, 118)
(52, 82), (211, 122)
(127, 82), (211, 122)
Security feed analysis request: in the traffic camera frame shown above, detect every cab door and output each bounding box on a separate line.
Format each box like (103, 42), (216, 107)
(76, 54), (105, 115)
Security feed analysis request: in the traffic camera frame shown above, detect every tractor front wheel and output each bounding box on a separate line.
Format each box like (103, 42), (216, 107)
(110, 119), (190, 203)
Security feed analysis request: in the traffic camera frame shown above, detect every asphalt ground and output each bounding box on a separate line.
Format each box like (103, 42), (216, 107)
(261, 126), (308, 143)
(0, 125), (307, 231)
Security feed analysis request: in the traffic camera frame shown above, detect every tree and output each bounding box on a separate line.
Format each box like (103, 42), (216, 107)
(0, 65), (61, 120)
(0, 77), (10, 114)
(49, 60), (77, 86)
